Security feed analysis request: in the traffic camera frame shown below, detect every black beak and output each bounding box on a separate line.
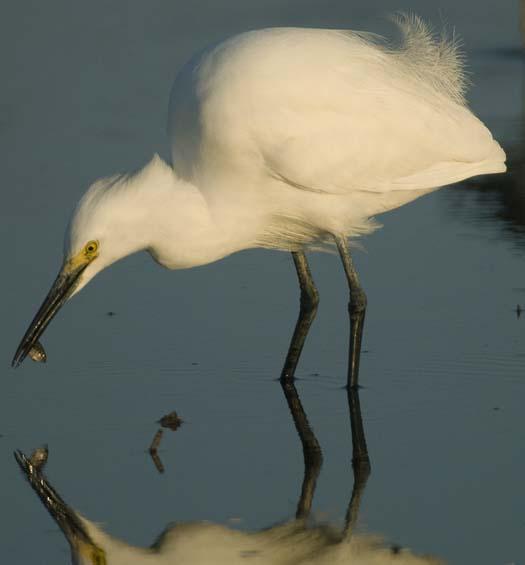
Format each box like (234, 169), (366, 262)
(12, 262), (88, 367)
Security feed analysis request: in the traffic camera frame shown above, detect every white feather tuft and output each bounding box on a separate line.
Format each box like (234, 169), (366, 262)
(256, 213), (380, 251)
(390, 13), (468, 105)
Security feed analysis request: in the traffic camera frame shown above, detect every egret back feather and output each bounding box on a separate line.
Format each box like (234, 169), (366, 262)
(71, 17), (506, 270)
(388, 13), (467, 105)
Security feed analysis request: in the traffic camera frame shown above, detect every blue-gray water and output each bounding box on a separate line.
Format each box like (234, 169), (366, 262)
(1, 1), (524, 563)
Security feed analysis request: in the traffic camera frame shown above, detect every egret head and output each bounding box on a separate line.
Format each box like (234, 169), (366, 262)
(12, 169), (152, 367)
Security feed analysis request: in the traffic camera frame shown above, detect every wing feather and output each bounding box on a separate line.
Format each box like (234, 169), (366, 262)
(169, 19), (505, 198)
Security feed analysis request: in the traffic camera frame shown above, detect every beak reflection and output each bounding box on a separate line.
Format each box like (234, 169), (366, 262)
(14, 450), (104, 562)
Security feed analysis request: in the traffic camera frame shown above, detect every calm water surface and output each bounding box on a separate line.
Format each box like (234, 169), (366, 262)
(1, 1), (523, 564)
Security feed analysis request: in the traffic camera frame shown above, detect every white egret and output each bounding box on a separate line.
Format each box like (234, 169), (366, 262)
(12, 15), (506, 386)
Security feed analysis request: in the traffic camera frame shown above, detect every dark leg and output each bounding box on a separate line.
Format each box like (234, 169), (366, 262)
(334, 236), (367, 389)
(280, 251), (319, 382)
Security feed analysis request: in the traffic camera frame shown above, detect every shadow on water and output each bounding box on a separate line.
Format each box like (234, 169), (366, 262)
(14, 385), (443, 564)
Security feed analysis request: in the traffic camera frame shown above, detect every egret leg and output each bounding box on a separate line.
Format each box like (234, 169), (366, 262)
(334, 236), (367, 389)
(280, 251), (319, 382)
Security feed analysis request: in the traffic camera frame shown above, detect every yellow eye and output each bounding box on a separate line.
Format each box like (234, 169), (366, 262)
(84, 240), (99, 255)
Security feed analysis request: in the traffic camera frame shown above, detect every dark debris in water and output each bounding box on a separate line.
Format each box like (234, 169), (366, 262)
(158, 411), (183, 431)
(148, 411), (184, 474)
(148, 430), (165, 474)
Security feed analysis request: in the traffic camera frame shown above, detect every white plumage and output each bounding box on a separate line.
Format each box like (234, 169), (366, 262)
(72, 16), (505, 288)
(167, 17), (503, 244)
(12, 15), (506, 371)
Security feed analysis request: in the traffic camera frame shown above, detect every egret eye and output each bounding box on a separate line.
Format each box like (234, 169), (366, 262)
(84, 240), (99, 255)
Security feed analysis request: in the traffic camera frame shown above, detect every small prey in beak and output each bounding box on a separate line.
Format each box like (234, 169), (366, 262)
(29, 341), (47, 363)
(12, 240), (99, 367)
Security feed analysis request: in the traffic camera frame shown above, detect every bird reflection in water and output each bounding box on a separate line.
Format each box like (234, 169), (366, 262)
(15, 386), (442, 565)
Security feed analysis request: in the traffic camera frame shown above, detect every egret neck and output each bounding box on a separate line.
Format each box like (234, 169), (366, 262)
(74, 155), (253, 278)
(11, 155), (254, 367)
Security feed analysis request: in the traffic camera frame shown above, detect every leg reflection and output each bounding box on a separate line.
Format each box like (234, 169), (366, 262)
(280, 380), (370, 530)
(280, 379), (323, 519)
(344, 388), (371, 537)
